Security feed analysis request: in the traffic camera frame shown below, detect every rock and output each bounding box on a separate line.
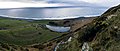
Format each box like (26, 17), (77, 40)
(81, 42), (90, 51)
(114, 26), (118, 29)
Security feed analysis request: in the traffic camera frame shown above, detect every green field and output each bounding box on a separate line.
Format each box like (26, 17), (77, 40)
(0, 18), (63, 45)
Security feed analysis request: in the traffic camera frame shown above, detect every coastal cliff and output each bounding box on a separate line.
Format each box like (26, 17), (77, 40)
(0, 4), (120, 51)
(57, 4), (120, 51)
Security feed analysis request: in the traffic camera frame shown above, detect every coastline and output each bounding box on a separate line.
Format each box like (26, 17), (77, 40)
(0, 14), (96, 50)
(0, 15), (98, 21)
(0, 2), (119, 51)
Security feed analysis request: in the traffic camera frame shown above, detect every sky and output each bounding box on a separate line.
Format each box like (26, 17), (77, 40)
(0, 0), (119, 8)
(80, 0), (120, 6)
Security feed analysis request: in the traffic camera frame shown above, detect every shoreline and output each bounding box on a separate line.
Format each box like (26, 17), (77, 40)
(0, 12), (97, 51)
(0, 15), (98, 21)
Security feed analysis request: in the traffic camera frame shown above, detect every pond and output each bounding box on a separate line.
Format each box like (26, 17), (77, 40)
(46, 25), (70, 32)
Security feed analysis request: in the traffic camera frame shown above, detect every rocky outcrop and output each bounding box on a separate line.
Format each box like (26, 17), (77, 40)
(57, 4), (120, 51)
(0, 4), (119, 51)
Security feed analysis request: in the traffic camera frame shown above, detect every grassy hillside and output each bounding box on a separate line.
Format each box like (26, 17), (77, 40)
(0, 4), (119, 51)
(0, 16), (95, 51)
(57, 4), (120, 51)
(0, 18), (63, 46)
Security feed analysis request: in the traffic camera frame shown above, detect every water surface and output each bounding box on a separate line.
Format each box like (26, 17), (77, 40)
(46, 25), (70, 32)
(0, 7), (108, 20)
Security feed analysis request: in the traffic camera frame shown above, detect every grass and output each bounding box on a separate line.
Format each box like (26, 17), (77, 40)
(56, 5), (120, 51)
(0, 18), (63, 45)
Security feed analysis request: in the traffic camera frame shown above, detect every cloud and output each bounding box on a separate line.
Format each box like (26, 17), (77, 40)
(0, 1), (72, 8)
(0, 0), (119, 8)
(45, 0), (120, 7)
(79, 0), (120, 7)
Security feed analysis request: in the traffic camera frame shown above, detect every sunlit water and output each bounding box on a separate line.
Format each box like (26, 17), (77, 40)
(0, 7), (108, 20)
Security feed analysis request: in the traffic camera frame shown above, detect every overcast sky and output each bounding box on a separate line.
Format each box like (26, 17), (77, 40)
(80, 0), (120, 6)
(0, 0), (119, 8)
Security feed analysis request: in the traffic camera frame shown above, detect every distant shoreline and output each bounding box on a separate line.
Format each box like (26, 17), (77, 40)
(0, 15), (98, 21)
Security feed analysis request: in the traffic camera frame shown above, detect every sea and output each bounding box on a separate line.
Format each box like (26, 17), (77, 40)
(0, 7), (108, 20)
